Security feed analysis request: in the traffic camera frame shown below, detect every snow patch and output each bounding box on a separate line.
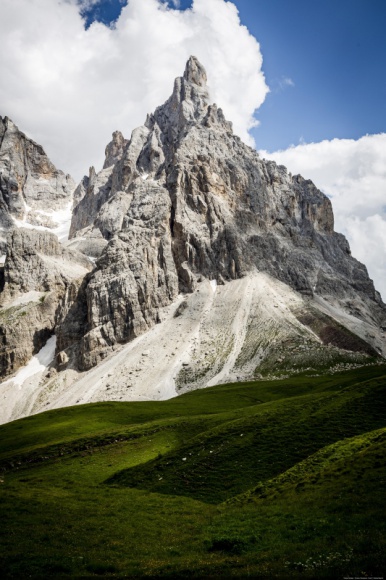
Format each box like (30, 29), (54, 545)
(11, 335), (56, 387)
(13, 200), (73, 242)
(0, 254), (6, 265)
(50, 201), (74, 242)
(210, 279), (217, 293)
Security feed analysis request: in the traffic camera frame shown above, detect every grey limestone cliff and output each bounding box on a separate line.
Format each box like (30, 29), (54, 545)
(0, 229), (92, 377)
(0, 116), (75, 252)
(57, 56), (385, 370)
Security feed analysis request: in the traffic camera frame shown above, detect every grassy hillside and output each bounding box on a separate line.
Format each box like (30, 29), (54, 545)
(0, 365), (385, 578)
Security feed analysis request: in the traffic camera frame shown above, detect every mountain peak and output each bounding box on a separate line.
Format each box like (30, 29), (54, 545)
(146, 56), (210, 140)
(0, 115), (75, 254)
(183, 56), (207, 87)
(103, 130), (128, 169)
(1, 58), (385, 419)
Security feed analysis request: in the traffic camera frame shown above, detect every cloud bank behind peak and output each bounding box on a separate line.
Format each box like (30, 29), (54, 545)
(0, 0), (268, 180)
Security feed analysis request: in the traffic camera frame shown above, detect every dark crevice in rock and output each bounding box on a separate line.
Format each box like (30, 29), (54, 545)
(32, 327), (53, 356)
(169, 201), (176, 238)
(0, 266), (4, 293)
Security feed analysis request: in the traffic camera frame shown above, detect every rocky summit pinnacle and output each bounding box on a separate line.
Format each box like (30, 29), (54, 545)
(0, 56), (385, 423)
(183, 55), (208, 87)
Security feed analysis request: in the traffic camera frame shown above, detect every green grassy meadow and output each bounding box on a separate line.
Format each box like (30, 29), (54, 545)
(0, 365), (385, 578)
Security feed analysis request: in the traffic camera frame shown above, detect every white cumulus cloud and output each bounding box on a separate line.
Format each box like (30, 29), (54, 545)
(260, 134), (386, 300)
(0, 0), (268, 180)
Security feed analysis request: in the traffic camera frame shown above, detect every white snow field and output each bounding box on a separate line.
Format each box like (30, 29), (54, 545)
(0, 336), (57, 424)
(14, 200), (73, 242)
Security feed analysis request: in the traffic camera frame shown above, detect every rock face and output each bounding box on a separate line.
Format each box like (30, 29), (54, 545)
(1, 229), (91, 302)
(60, 56), (385, 370)
(0, 229), (92, 377)
(0, 116), (75, 251)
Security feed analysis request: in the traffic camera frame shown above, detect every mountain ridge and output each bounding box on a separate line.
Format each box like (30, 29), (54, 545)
(0, 56), (385, 424)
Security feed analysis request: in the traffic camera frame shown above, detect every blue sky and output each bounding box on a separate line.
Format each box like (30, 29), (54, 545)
(82, 0), (386, 151)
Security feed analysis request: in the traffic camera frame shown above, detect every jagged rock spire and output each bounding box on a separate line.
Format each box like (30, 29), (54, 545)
(103, 131), (128, 169)
(146, 56), (210, 140)
(183, 56), (207, 87)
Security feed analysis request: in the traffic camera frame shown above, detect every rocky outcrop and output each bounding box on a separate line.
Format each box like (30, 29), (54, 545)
(58, 56), (385, 371)
(0, 229), (92, 377)
(69, 131), (128, 241)
(1, 229), (91, 303)
(0, 116), (75, 251)
(103, 131), (128, 169)
(57, 179), (179, 368)
(0, 293), (58, 379)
